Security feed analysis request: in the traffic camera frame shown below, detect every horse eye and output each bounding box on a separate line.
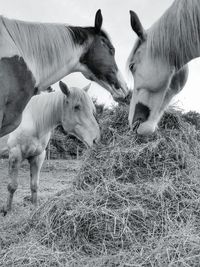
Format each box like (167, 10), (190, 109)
(74, 105), (80, 111)
(100, 39), (106, 46)
(129, 63), (135, 72)
(110, 48), (115, 56)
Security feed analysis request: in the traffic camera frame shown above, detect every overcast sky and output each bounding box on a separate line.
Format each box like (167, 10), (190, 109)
(1, 0), (200, 112)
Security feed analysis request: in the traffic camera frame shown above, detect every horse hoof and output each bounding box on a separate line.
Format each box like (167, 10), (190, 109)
(23, 196), (32, 203)
(0, 207), (8, 216)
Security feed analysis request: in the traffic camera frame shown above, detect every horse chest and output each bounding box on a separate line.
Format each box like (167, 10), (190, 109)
(21, 137), (48, 158)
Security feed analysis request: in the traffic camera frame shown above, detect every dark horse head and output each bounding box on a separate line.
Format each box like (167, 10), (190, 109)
(69, 10), (128, 102)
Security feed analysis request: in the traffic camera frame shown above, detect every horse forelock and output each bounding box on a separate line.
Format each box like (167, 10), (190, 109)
(69, 87), (95, 114)
(69, 26), (112, 48)
(146, 0), (200, 68)
(69, 25), (108, 39)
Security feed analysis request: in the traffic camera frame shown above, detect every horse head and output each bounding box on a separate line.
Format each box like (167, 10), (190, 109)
(127, 10), (188, 135)
(59, 81), (100, 147)
(75, 10), (129, 102)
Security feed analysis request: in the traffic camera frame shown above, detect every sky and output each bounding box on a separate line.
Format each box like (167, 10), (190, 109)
(0, 0), (200, 112)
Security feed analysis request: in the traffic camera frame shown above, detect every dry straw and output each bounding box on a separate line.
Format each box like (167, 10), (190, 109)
(1, 105), (200, 266)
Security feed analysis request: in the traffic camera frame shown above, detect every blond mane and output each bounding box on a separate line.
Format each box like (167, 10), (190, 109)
(25, 91), (63, 133)
(146, 0), (200, 68)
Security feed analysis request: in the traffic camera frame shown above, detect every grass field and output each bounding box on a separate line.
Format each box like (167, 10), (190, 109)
(1, 106), (200, 266)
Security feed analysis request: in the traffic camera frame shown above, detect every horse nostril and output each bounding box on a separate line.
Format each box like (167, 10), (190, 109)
(133, 102), (150, 124)
(114, 82), (120, 90)
(106, 73), (121, 90)
(93, 138), (98, 145)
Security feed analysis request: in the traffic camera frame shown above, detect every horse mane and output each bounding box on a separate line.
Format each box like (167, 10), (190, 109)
(25, 91), (63, 133)
(147, 0), (200, 68)
(0, 16), (98, 84)
(0, 15), (111, 85)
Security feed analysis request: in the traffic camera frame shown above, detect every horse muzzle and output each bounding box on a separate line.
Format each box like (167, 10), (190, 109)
(132, 102), (150, 123)
(136, 121), (157, 135)
(130, 102), (155, 135)
(103, 70), (129, 101)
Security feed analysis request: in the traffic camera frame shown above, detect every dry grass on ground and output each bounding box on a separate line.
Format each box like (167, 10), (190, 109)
(1, 106), (200, 266)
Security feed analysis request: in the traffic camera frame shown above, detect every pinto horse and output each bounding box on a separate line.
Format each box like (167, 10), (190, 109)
(1, 81), (100, 214)
(0, 10), (128, 138)
(127, 0), (200, 135)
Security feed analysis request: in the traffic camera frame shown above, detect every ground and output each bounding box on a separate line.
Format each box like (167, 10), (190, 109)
(0, 159), (81, 228)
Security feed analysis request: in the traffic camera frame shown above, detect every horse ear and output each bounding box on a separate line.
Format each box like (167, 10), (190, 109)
(83, 83), (91, 92)
(130, 10), (146, 41)
(59, 81), (70, 97)
(94, 9), (103, 33)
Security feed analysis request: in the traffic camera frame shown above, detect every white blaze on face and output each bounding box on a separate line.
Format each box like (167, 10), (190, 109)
(74, 97), (100, 147)
(127, 10), (187, 136)
(128, 52), (175, 135)
(129, 85), (171, 135)
(129, 64), (189, 136)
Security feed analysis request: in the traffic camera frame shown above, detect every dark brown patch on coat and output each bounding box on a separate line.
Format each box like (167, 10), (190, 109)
(0, 55), (36, 136)
(69, 25), (121, 89)
(81, 34), (121, 89)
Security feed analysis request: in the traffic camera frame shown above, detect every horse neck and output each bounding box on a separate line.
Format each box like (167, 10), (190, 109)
(36, 45), (84, 91)
(148, 0), (200, 68)
(2, 18), (86, 90)
(30, 91), (63, 136)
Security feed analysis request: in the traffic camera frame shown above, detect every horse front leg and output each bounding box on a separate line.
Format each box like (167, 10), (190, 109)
(29, 150), (46, 206)
(3, 148), (21, 215)
(0, 110), (3, 132)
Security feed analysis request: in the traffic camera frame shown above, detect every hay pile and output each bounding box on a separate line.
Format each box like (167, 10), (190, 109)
(48, 126), (85, 159)
(2, 106), (200, 266)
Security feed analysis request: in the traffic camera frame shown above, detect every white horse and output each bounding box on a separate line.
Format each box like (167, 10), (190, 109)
(1, 81), (100, 214)
(127, 0), (200, 135)
(0, 10), (128, 137)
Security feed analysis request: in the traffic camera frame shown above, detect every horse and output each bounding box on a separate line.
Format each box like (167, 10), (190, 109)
(1, 80), (100, 214)
(127, 0), (200, 135)
(0, 9), (128, 138)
